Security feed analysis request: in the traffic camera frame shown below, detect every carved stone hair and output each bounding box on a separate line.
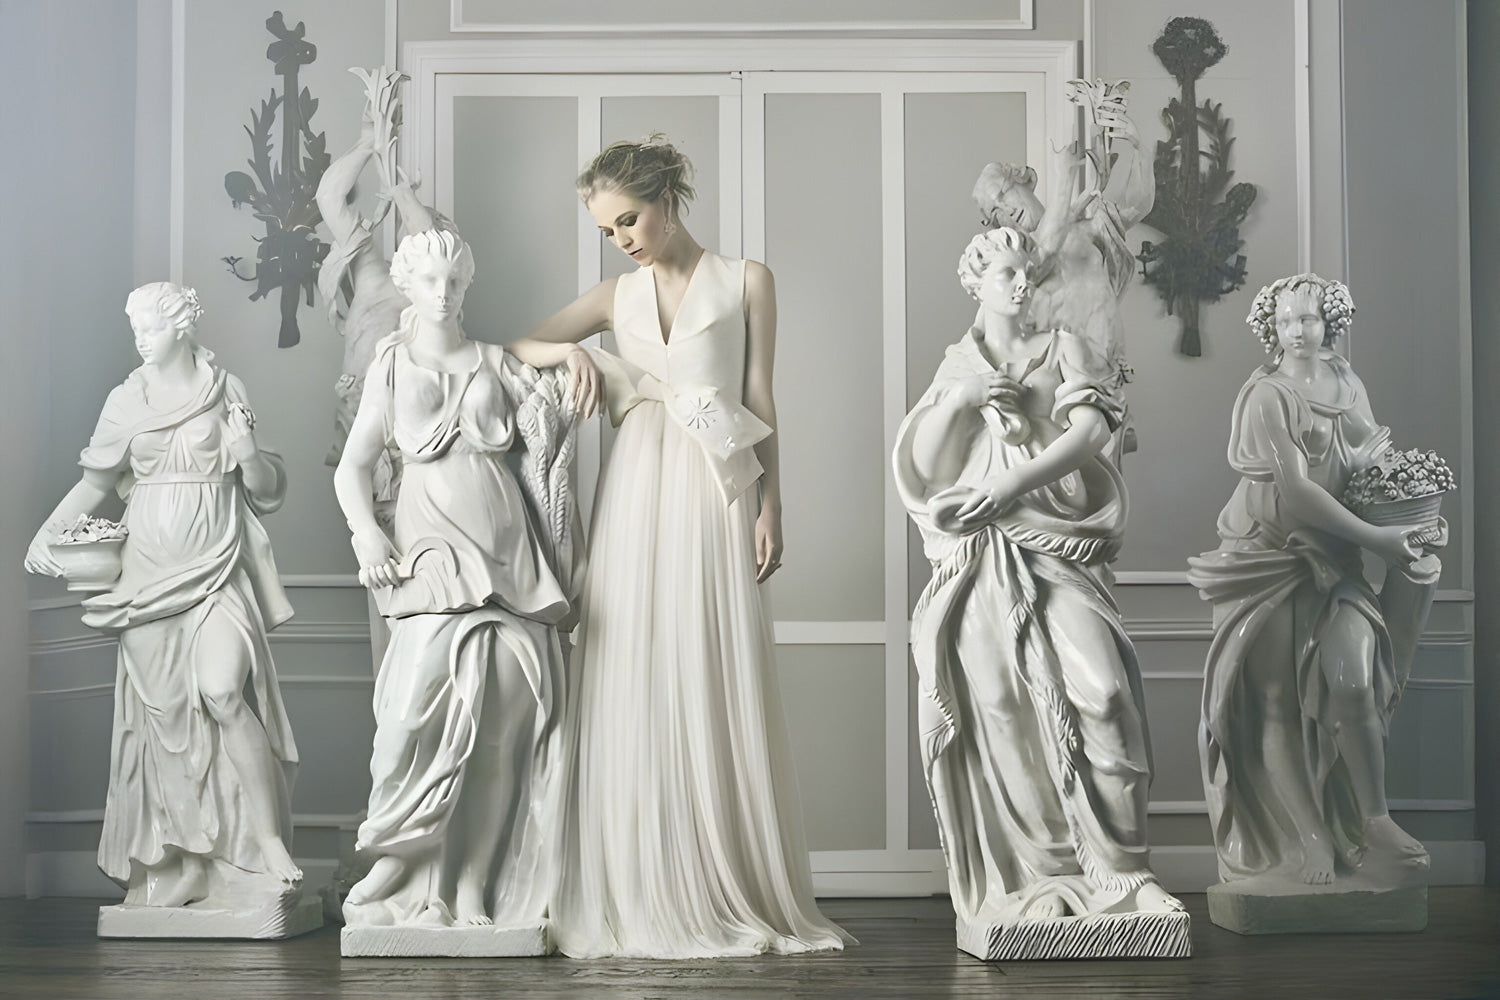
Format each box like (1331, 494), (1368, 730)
(957, 227), (1032, 300)
(1245, 272), (1355, 354)
(972, 162), (1038, 229)
(577, 133), (697, 215)
(125, 282), (204, 334)
(390, 228), (476, 294)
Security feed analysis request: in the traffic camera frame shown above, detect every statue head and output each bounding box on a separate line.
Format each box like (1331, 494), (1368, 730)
(958, 227), (1034, 317)
(124, 282), (211, 365)
(1246, 272), (1354, 356)
(390, 228), (475, 330)
(973, 162), (1043, 233)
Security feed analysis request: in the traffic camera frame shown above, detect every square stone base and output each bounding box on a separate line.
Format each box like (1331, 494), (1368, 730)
(1207, 875), (1427, 934)
(956, 910), (1192, 960)
(341, 922), (551, 958)
(97, 895), (323, 939)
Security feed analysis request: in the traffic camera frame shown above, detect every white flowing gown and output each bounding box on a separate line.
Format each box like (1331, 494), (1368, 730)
(553, 251), (850, 959)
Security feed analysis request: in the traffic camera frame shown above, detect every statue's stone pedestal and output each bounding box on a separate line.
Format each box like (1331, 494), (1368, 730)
(956, 910), (1192, 960)
(1207, 872), (1428, 934)
(340, 922), (551, 958)
(97, 895), (323, 939)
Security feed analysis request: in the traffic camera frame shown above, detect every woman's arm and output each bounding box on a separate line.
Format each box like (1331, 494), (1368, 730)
(316, 135), (374, 248)
(743, 261), (783, 583)
(25, 469), (119, 576)
(333, 378), (400, 587)
(953, 403), (1111, 528)
(506, 280), (614, 415)
(507, 279), (616, 367)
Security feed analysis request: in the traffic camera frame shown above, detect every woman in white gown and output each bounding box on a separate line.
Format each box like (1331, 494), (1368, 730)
(509, 136), (850, 958)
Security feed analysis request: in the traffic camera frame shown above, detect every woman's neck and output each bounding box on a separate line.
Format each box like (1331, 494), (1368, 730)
(652, 228), (705, 279)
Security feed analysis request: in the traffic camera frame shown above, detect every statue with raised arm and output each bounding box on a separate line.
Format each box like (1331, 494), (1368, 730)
(894, 229), (1188, 961)
(316, 67), (442, 488)
(973, 80), (1154, 452)
(1189, 274), (1448, 934)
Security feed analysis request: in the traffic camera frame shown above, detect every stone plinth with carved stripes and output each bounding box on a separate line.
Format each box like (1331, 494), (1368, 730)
(956, 910), (1192, 961)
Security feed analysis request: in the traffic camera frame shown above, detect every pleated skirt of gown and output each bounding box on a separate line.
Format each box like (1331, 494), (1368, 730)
(554, 401), (850, 959)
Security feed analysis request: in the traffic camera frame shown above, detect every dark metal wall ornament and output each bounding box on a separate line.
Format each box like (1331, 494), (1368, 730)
(1136, 17), (1257, 358)
(222, 11), (331, 348)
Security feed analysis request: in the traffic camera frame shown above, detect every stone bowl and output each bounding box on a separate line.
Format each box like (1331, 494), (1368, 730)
(1359, 493), (1444, 528)
(53, 538), (125, 592)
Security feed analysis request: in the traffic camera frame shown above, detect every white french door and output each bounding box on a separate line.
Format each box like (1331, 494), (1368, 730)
(407, 38), (1075, 893)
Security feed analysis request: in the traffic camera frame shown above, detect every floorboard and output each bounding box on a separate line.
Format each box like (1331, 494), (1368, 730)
(0, 890), (1497, 999)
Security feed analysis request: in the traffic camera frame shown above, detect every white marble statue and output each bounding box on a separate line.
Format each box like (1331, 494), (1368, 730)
(507, 135), (851, 959)
(893, 229), (1188, 960)
(332, 228), (585, 957)
(24, 283), (317, 939)
(316, 67), (440, 481)
(973, 79), (1153, 453)
(1188, 273), (1445, 934)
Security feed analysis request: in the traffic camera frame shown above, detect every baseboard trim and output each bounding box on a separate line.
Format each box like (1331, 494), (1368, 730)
(23, 843), (1483, 900)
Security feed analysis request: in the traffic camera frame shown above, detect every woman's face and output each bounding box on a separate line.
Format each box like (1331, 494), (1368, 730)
(1274, 288), (1324, 360)
(129, 308), (188, 366)
(977, 252), (1032, 317)
(588, 189), (672, 266)
(402, 252), (469, 325)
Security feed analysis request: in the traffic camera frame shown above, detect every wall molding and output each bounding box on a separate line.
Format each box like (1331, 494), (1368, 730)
(448, 0), (1035, 35)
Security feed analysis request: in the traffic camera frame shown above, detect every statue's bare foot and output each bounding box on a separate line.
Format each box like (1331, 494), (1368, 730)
(151, 854), (209, 908)
(1362, 815), (1430, 867)
(454, 883), (492, 926)
(1134, 881), (1185, 913)
(1300, 839), (1336, 884)
(345, 856), (406, 909)
(1026, 896), (1069, 919)
(257, 836), (303, 885)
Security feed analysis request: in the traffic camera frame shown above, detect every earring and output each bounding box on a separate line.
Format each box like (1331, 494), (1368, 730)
(664, 219), (677, 237)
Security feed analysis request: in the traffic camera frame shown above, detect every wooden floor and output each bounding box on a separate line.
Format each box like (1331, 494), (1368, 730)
(1, 891), (1499, 999)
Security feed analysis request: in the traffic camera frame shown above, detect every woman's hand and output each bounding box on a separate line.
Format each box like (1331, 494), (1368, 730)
(352, 528), (400, 589)
(563, 345), (601, 418)
(1351, 425), (1393, 471)
(225, 403), (261, 464)
(24, 523), (64, 577)
(755, 504), (783, 583)
(953, 470), (1025, 529)
(947, 372), (1023, 411)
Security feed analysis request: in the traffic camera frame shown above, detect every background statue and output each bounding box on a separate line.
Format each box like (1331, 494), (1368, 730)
(315, 67), (442, 486)
(25, 283), (313, 937)
(332, 229), (582, 954)
(1189, 273), (1446, 932)
(893, 229), (1187, 960)
(973, 78), (1154, 455)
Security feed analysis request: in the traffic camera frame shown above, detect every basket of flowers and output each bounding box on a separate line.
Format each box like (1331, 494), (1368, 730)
(1341, 448), (1456, 529)
(51, 515), (128, 592)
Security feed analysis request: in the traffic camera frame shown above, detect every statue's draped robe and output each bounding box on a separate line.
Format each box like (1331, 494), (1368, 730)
(894, 328), (1156, 922)
(349, 338), (579, 926)
(79, 367), (297, 886)
(1188, 354), (1438, 881)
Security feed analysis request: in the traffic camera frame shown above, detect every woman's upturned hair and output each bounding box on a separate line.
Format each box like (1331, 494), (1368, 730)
(577, 133), (696, 214)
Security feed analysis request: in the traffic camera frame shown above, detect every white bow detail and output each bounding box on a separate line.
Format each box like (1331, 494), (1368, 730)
(588, 348), (772, 504)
